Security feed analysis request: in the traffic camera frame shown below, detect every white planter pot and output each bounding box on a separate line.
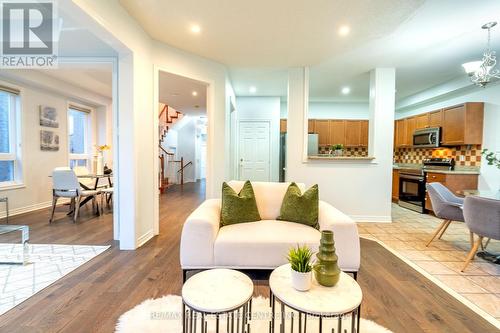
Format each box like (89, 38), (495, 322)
(335, 149), (343, 156)
(290, 269), (312, 291)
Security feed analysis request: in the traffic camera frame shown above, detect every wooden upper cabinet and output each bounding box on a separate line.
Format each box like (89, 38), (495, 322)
(314, 120), (330, 145)
(308, 119), (315, 133)
(344, 120), (362, 147)
(329, 120), (345, 146)
(406, 116), (416, 146)
(442, 103), (484, 146)
(395, 119), (407, 148)
(415, 113), (429, 129)
(428, 110), (443, 128)
(280, 119), (287, 133)
(360, 120), (369, 146)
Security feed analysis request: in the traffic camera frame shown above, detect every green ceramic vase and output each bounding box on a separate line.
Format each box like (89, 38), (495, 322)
(313, 230), (341, 287)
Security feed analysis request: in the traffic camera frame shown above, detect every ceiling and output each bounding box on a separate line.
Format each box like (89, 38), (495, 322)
(36, 63), (113, 99)
(57, 6), (118, 57)
(120, 0), (500, 102)
(159, 71), (207, 116)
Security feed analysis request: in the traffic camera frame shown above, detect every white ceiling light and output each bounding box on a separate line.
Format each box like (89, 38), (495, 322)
(341, 86), (351, 95)
(192, 91), (198, 96)
(461, 61), (482, 74)
(190, 24), (201, 34)
(338, 25), (350, 37)
(249, 86), (257, 93)
(464, 22), (500, 87)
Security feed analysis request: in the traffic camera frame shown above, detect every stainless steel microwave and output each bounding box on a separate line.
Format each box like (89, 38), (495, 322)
(413, 127), (440, 148)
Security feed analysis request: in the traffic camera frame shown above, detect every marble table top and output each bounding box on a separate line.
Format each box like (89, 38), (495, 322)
(182, 269), (254, 313)
(269, 264), (362, 316)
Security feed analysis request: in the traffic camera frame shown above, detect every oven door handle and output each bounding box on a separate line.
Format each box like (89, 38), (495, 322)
(400, 174), (424, 181)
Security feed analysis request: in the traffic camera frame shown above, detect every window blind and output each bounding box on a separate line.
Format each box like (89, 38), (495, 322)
(0, 85), (20, 95)
(69, 104), (91, 114)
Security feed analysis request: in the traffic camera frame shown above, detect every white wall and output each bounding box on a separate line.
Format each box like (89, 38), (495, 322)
(235, 96), (281, 182)
(286, 68), (395, 222)
(0, 73), (112, 217)
(308, 102), (369, 119)
(177, 118), (197, 183)
(397, 83), (500, 191)
(281, 101), (370, 120)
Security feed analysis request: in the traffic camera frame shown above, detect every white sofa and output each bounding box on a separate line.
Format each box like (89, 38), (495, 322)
(180, 181), (360, 278)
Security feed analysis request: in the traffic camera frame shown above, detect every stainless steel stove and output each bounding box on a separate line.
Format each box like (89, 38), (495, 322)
(398, 158), (455, 213)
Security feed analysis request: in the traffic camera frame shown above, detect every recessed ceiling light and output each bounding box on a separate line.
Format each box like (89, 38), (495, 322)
(170, 93), (179, 97)
(192, 91), (198, 96)
(190, 24), (201, 34)
(338, 25), (350, 37)
(341, 87), (351, 95)
(249, 86), (257, 93)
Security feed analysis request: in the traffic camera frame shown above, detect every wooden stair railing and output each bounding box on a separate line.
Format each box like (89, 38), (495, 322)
(158, 103), (184, 192)
(176, 158), (193, 185)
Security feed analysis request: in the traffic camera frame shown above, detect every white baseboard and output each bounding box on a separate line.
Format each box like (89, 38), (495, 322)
(0, 199), (70, 219)
(350, 215), (392, 223)
(136, 229), (155, 248)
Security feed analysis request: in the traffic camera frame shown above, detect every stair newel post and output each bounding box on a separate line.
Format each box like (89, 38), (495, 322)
(180, 157), (184, 185)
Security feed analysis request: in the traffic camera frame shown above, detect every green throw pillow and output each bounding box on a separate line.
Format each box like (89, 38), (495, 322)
(220, 181), (261, 226)
(278, 183), (319, 229)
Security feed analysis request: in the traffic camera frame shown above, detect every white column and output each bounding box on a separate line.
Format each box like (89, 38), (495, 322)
(369, 68), (396, 218)
(286, 68), (309, 174)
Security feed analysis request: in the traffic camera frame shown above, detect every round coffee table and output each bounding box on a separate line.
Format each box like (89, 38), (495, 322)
(182, 269), (254, 333)
(269, 264), (362, 333)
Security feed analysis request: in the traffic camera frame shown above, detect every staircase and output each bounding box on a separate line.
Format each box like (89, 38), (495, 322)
(158, 103), (191, 193)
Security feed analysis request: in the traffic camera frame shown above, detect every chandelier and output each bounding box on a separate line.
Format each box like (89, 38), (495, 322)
(462, 22), (500, 87)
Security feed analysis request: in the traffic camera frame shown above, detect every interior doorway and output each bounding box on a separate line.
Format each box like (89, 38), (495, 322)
(157, 71), (208, 194)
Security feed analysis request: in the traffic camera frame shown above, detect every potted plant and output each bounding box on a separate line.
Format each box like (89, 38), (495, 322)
(332, 144), (344, 156)
(287, 245), (313, 291)
(482, 149), (500, 169)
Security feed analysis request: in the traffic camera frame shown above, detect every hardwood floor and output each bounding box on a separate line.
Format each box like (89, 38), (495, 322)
(0, 181), (497, 332)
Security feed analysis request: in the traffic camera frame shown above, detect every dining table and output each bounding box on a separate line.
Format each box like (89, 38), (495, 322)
(77, 174), (113, 208)
(458, 189), (500, 265)
(49, 173), (113, 215)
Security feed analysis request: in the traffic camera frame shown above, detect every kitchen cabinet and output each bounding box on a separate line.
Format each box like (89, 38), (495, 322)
(415, 113), (429, 129)
(442, 103), (484, 146)
(406, 116), (417, 147)
(308, 119), (315, 133)
(280, 119), (287, 133)
(315, 120), (330, 145)
(425, 172), (478, 211)
(395, 119), (407, 148)
(345, 120), (362, 147)
(360, 120), (369, 146)
(329, 120), (345, 146)
(428, 110), (443, 128)
(392, 170), (399, 202)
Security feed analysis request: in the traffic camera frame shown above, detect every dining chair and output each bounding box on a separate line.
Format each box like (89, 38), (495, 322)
(50, 167), (101, 223)
(461, 196), (500, 271)
(100, 187), (113, 213)
(425, 182), (465, 247)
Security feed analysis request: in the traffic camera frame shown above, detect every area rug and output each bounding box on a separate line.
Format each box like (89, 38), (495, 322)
(0, 243), (110, 315)
(116, 295), (393, 333)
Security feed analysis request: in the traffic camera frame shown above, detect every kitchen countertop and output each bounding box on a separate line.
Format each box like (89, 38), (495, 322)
(393, 164), (480, 175)
(309, 155), (375, 161)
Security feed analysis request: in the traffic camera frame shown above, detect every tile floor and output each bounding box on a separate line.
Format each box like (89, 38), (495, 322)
(358, 204), (500, 322)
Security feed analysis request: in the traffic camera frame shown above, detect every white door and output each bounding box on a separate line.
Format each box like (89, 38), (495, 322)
(238, 121), (271, 181)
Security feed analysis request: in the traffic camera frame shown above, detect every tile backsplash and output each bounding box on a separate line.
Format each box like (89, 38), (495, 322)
(394, 145), (482, 167)
(318, 145), (368, 157)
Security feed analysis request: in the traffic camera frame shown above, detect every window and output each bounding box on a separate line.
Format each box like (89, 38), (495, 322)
(68, 106), (90, 169)
(0, 86), (21, 187)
